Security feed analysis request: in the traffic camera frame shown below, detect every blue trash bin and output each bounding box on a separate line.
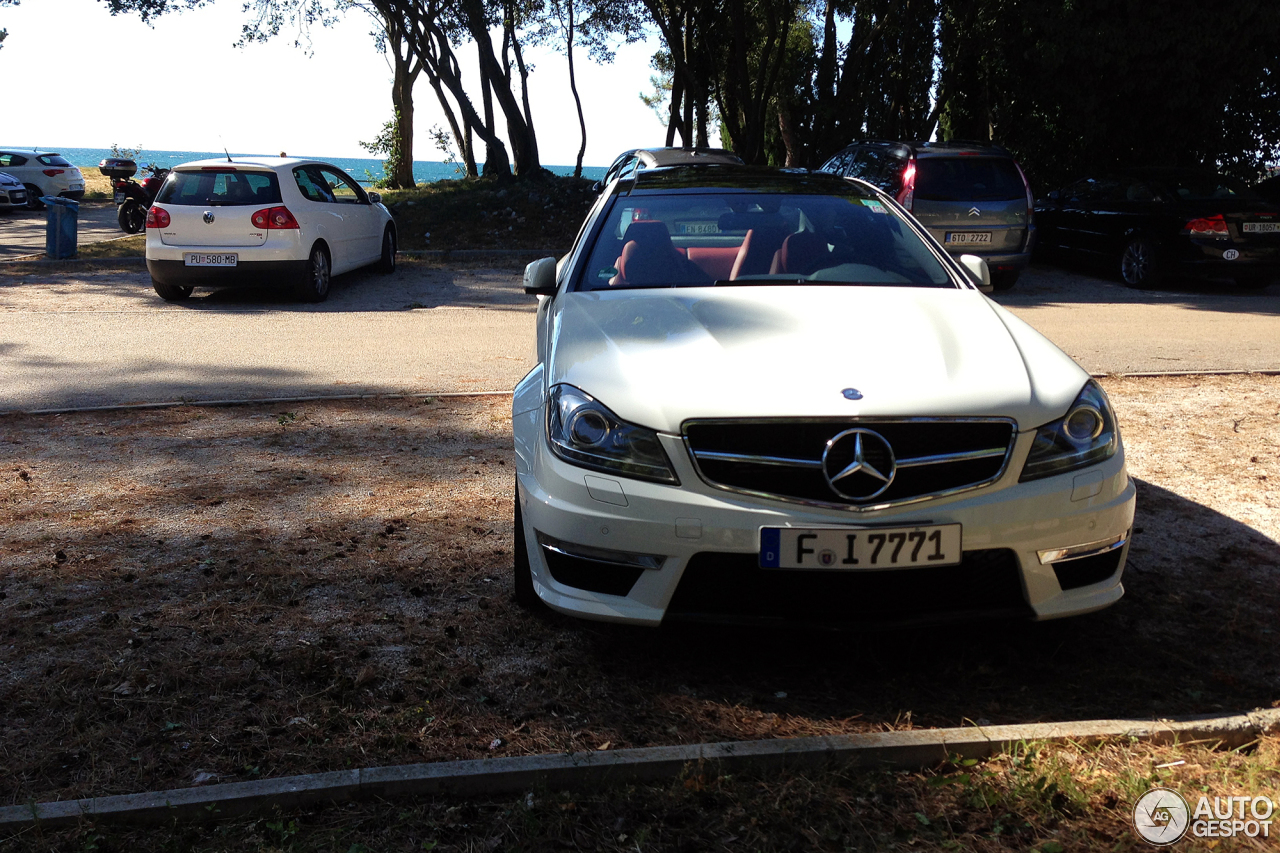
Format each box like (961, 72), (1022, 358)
(41, 196), (79, 259)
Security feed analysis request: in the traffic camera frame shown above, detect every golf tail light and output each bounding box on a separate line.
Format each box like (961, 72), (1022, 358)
(146, 206), (170, 229)
(251, 206), (299, 230)
(1020, 380), (1119, 482)
(547, 385), (678, 484)
(1184, 214), (1229, 238)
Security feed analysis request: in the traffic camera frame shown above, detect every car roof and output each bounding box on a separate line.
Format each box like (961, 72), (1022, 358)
(0, 148), (61, 156)
(624, 164), (866, 195)
(172, 156), (332, 171)
(634, 147), (744, 167)
(831, 139), (1013, 159)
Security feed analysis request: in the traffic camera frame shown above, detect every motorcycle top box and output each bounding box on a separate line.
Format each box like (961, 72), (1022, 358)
(98, 158), (138, 180)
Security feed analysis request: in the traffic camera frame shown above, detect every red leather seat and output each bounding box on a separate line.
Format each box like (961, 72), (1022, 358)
(770, 231), (830, 276)
(611, 221), (708, 286)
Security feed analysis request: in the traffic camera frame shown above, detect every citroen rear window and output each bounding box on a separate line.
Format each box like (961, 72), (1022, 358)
(156, 170), (283, 206)
(915, 157), (1025, 202)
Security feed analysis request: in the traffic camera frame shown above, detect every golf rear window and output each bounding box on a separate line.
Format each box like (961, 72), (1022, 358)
(156, 170), (283, 206)
(915, 158), (1025, 202)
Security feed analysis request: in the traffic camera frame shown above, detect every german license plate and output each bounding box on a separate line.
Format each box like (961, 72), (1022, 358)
(1243, 222), (1280, 233)
(676, 221), (720, 234)
(114, 191), (126, 205)
(184, 252), (238, 267)
(760, 524), (962, 570)
(945, 232), (992, 245)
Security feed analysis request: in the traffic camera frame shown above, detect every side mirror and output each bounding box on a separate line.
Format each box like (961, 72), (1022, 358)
(523, 257), (558, 296)
(368, 191), (381, 204)
(958, 254), (993, 293)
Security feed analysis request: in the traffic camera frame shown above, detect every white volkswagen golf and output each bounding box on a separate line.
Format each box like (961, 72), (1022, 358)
(145, 157), (396, 302)
(513, 165), (1136, 627)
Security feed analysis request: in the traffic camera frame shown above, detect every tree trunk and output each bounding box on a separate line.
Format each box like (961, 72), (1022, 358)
(462, 0), (539, 176)
(390, 54), (418, 188)
(565, 0), (587, 178)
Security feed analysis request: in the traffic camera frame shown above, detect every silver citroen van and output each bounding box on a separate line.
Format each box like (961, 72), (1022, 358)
(819, 140), (1035, 290)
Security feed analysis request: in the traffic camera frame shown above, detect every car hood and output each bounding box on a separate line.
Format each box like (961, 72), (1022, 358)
(546, 286), (1088, 433)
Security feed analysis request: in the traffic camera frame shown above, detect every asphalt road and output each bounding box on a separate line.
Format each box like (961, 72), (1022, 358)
(0, 201), (127, 259)
(0, 258), (1276, 412)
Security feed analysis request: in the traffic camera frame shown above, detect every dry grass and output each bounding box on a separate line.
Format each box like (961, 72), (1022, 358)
(0, 376), (1277, 844)
(80, 168), (113, 202)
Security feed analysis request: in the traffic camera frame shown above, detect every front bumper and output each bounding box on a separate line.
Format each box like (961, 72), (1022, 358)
(514, 401), (1135, 627)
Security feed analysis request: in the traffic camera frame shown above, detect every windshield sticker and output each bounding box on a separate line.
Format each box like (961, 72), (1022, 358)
(598, 267), (618, 280)
(860, 199), (887, 214)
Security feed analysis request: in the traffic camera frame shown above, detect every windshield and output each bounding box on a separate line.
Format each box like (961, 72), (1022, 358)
(156, 169), (283, 206)
(577, 191), (953, 290)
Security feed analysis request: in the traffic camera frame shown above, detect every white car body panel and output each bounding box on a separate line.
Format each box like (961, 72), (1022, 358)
(544, 286), (1084, 433)
(0, 149), (85, 200)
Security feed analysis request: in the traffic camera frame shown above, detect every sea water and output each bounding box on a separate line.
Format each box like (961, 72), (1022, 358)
(51, 146), (605, 185)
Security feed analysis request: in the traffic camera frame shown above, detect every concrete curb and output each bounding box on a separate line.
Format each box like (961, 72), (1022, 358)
(0, 390), (516, 418)
(3, 709), (1276, 829)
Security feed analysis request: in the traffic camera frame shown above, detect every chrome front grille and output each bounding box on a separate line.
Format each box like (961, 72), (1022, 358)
(683, 418), (1016, 510)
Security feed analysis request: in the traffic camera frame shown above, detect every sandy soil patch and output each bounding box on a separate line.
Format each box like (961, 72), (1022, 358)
(1, 377), (1277, 805)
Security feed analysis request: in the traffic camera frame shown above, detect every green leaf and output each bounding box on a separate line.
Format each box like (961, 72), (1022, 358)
(915, 811), (931, 826)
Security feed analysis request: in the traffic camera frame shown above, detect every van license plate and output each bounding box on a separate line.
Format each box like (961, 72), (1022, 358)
(945, 232), (992, 245)
(760, 524), (962, 570)
(184, 253), (238, 267)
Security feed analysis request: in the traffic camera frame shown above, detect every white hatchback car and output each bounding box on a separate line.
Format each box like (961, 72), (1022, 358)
(145, 157), (396, 302)
(513, 165), (1136, 628)
(0, 149), (85, 208)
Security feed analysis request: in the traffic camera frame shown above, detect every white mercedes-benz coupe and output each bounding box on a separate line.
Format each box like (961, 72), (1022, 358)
(513, 165), (1135, 627)
(145, 157), (396, 302)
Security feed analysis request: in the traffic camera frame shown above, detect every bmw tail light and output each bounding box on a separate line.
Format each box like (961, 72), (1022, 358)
(1184, 214), (1229, 238)
(251, 206), (300, 230)
(43, 169), (65, 177)
(146, 206), (170, 229)
(897, 160), (917, 212)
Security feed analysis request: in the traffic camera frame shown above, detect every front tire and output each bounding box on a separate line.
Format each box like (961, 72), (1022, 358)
(118, 200), (146, 234)
(989, 269), (1020, 291)
(1120, 238), (1161, 288)
(152, 279), (193, 301)
(295, 244), (331, 302)
(377, 226), (396, 274)
(24, 186), (44, 210)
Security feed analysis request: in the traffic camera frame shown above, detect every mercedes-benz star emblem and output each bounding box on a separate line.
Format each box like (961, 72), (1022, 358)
(841, 388), (863, 400)
(822, 428), (896, 501)
(203, 211), (215, 224)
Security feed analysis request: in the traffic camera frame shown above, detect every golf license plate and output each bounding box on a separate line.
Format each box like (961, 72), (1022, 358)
(945, 232), (992, 245)
(760, 524), (962, 570)
(1243, 222), (1280, 233)
(184, 252), (238, 267)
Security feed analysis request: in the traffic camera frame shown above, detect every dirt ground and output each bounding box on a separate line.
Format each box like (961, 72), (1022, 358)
(1, 375), (1277, 809)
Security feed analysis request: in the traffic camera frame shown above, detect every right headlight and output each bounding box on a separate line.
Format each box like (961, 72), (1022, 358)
(1020, 379), (1119, 482)
(546, 385), (679, 484)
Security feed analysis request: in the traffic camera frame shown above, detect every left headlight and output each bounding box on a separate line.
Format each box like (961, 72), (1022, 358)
(1020, 379), (1119, 482)
(547, 385), (679, 484)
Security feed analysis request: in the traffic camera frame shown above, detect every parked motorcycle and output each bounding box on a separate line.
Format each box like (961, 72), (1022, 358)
(99, 158), (170, 234)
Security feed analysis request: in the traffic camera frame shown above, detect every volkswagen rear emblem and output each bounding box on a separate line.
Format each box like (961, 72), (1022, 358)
(822, 428), (896, 501)
(203, 211), (215, 224)
(841, 388), (863, 400)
